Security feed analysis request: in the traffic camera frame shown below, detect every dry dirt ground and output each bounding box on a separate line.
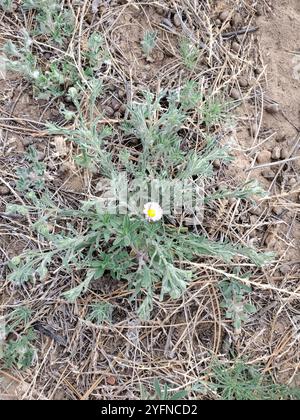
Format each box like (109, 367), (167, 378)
(0, 0), (299, 400)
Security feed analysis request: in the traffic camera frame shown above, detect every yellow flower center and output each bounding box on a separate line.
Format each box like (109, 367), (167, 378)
(147, 208), (157, 218)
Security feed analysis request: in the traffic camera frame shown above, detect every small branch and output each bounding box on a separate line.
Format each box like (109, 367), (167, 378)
(246, 156), (300, 172)
(222, 27), (259, 39)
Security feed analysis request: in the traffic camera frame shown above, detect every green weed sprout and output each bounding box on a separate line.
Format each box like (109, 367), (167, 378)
(0, 0), (13, 11)
(141, 31), (158, 57)
(197, 360), (300, 400)
(180, 38), (199, 70)
(219, 277), (257, 333)
(0, 307), (36, 369)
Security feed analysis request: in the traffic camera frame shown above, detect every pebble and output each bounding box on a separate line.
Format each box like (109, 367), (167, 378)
(232, 42), (241, 53)
(280, 265), (290, 275)
(276, 133), (286, 143)
(173, 13), (181, 27)
(264, 103), (280, 114)
(118, 89), (126, 99)
(213, 159), (221, 169)
(231, 14), (242, 27)
(254, 67), (263, 76)
(249, 229), (258, 239)
(104, 106), (115, 118)
(272, 206), (284, 216)
(155, 50), (165, 62)
(250, 206), (263, 216)
(22, 137), (34, 146)
(37, 151), (45, 161)
(249, 123), (259, 137)
(281, 148), (290, 160)
(155, 5), (166, 16)
(262, 169), (275, 180)
(256, 5), (264, 16)
(264, 233), (276, 248)
(238, 77), (249, 88)
(289, 177), (297, 186)
(230, 88), (241, 100)
(219, 11), (230, 22)
(111, 98), (120, 111)
(249, 215), (258, 225)
(85, 13), (93, 25)
(161, 18), (173, 28)
(0, 186), (10, 195)
(257, 150), (272, 164)
(272, 146), (281, 160)
(119, 104), (126, 114)
(146, 56), (155, 63)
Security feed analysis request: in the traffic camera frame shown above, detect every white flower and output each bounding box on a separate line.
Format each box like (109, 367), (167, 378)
(143, 202), (163, 222)
(31, 70), (40, 79)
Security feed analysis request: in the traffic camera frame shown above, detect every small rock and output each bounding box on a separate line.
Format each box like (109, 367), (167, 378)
(272, 206), (284, 216)
(173, 13), (181, 27)
(230, 88), (241, 100)
(37, 151), (45, 161)
(47, 161), (56, 170)
(0, 186), (10, 195)
(111, 98), (120, 111)
(289, 177), (297, 186)
(254, 67), (263, 75)
(276, 133), (286, 143)
(238, 77), (249, 88)
(155, 50), (165, 62)
(250, 206), (263, 216)
(85, 13), (93, 24)
(107, 84), (116, 93)
(231, 14), (242, 27)
(213, 159), (221, 169)
(249, 215), (258, 225)
(161, 18), (173, 28)
(106, 376), (116, 386)
(58, 162), (70, 175)
(272, 146), (281, 160)
(262, 169), (275, 180)
(119, 104), (126, 114)
(215, 18), (222, 27)
(219, 11), (230, 22)
(104, 106), (114, 118)
(256, 5), (264, 16)
(155, 5), (166, 16)
(249, 123), (259, 137)
(118, 89), (126, 99)
(281, 148), (290, 160)
(257, 150), (272, 164)
(22, 137), (34, 147)
(264, 233), (276, 248)
(232, 41), (241, 53)
(146, 56), (155, 63)
(264, 103), (280, 114)
(249, 229), (258, 239)
(280, 266), (290, 276)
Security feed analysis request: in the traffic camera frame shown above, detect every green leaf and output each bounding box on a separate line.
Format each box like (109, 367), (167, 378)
(62, 270), (95, 302)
